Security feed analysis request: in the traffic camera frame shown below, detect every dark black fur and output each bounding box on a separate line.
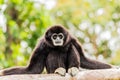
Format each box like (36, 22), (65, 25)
(1, 25), (112, 75)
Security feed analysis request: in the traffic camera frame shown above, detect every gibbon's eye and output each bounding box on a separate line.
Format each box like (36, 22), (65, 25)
(52, 33), (57, 39)
(58, 33), (64, 39)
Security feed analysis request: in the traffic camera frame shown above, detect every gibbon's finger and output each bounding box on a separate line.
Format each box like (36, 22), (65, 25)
(54, 67), (66, 76)
(68, 67), (79, 77)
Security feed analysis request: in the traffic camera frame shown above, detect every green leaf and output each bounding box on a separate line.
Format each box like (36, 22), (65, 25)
(0, 0), (4, 4)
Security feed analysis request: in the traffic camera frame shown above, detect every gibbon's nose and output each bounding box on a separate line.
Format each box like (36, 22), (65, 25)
(56, 37), (60, 40)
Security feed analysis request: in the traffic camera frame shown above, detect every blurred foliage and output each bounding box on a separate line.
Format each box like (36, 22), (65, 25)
(0, 0), (120, 68)
(0, 0), (52, 68)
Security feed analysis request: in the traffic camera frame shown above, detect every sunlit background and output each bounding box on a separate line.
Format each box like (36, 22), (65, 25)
(0, 0), (120, 69)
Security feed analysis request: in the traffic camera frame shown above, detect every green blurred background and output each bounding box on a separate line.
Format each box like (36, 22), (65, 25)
(0, 0), (120, 69)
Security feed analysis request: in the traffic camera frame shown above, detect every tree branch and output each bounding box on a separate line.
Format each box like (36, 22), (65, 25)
(0, 69), (120, 80)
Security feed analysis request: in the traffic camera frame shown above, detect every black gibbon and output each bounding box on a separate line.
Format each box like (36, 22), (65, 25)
(0, 25), (112, 76)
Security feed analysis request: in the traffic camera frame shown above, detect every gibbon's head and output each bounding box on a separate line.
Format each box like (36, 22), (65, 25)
(45, 25), (69, 47)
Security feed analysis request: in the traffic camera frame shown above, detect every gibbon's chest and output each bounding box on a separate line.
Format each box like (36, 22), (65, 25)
(46, 45), (70, 60)
(47, 48), (68, 61)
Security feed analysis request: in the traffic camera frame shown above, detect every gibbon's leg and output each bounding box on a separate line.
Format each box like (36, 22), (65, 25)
(0, 53), (46, 76)
(0, 67), (27, 76)
(67, 45), (80, 76)
(0, 40), (48, 76)
(72, 39), (112, 69)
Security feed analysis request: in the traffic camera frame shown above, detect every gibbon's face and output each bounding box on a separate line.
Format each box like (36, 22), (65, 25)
(51, 33), (64, 46)
(45, 25), (68, 47)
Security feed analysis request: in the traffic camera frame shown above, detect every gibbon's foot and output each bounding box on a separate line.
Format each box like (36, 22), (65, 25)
(54, 67), (66, 76)
(68, 67), (79, 77)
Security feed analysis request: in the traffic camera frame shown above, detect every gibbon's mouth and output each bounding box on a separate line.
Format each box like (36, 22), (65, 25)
(55, 41), (61, 43)
(53, 40), (63, 46)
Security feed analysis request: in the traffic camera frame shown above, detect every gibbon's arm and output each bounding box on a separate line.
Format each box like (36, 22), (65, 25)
(72, 38), (112, 69)
(0, 39), (48, 76)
